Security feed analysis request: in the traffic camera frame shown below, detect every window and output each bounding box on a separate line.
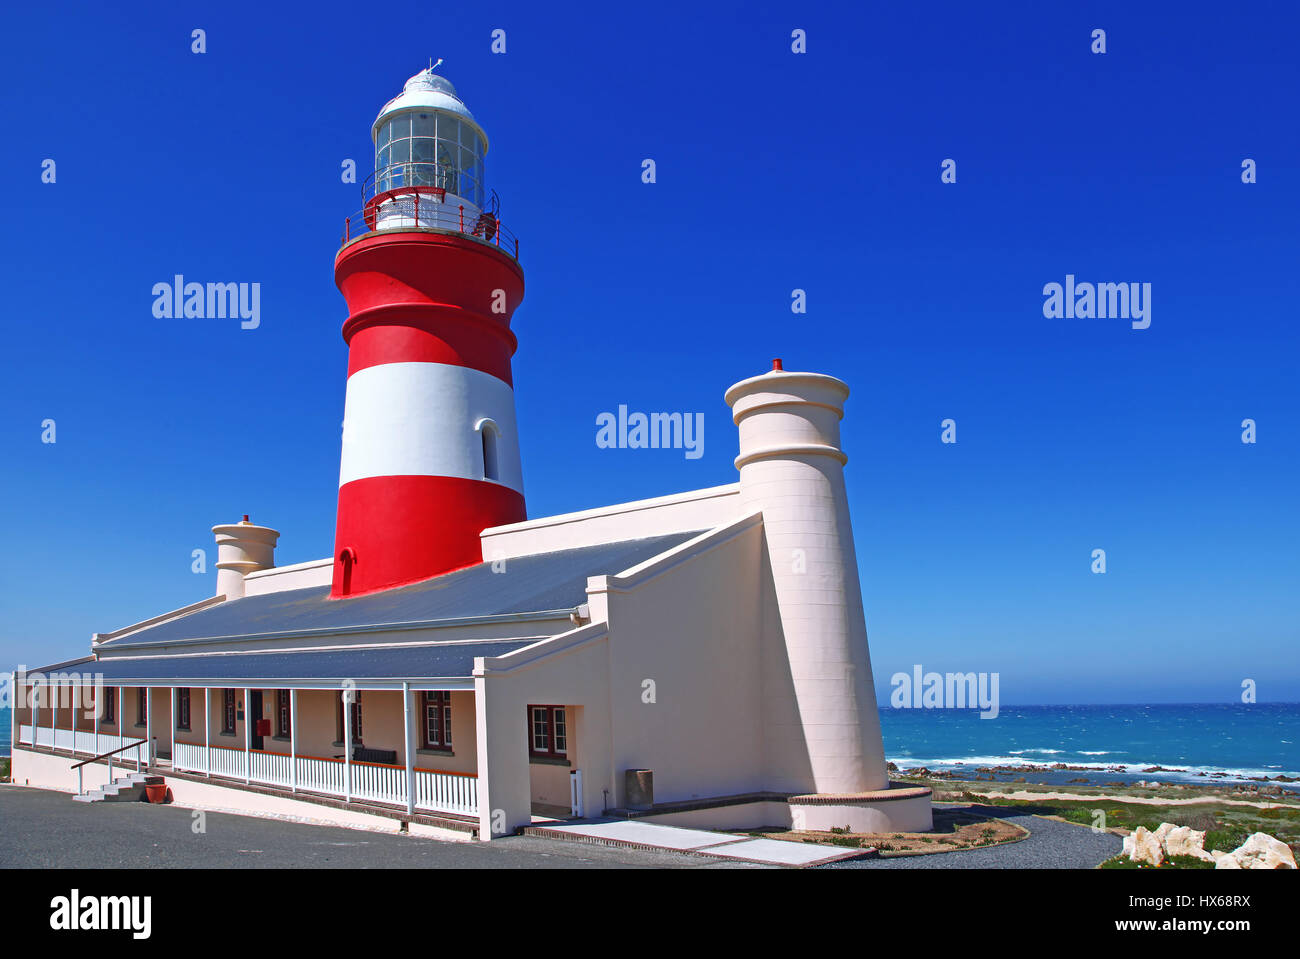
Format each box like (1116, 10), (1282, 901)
(277, 690), (291, 738)
(176, 688), (191, 731)
(422, 692), (452, 750)
(136, 688), (147, 726)
(480, 421), (500, 481)
(102, 687), (115, 724)
(223, 689), (236, 734)
(336, 692), (363, 744)
(527, 705), (567, 759)
(373, 110), (484, 207)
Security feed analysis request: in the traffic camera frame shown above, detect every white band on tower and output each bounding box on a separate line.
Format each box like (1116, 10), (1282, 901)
(339, 361), (523, 492)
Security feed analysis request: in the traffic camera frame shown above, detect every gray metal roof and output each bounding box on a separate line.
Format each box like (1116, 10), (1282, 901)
(98, 531), (700, 649)
(29, 640), (537, 688)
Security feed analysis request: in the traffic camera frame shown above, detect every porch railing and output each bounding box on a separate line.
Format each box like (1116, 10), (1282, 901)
(296, 754), (345, 796)
(19, 724), (146, 765)
(415, 767), (478, 816)
(170, 743), (476, 817)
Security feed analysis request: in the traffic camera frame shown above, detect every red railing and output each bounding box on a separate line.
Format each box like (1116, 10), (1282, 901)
(341, 186), (519, 260)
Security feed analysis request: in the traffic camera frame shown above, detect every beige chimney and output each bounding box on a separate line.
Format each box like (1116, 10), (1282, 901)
(212, 515), (279, 600)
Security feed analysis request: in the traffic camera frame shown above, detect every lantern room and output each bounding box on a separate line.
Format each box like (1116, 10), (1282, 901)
(368, 64), (491, 231)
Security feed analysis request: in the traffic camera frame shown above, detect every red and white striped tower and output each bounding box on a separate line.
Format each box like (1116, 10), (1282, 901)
(331, 65), (526, 598)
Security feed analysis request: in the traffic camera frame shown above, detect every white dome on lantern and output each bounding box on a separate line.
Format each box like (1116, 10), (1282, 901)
(372, 65), (486, 148)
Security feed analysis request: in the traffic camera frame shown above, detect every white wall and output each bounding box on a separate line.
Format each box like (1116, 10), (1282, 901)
(474, 513), (787, 839)
(480, 484), (742, 560)
(243, 558), (333, 597)
(595, 515), (768, 806)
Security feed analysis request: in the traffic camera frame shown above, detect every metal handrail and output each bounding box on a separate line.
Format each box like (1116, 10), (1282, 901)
(70, 738), (149, 769)
(341, 192), (520, 260)
(71, 736), (150, 796)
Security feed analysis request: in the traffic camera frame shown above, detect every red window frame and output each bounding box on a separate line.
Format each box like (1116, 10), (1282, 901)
(336, 693), (363, 744)
(527, 704), (567, 759)
(421, 692), (452, 751)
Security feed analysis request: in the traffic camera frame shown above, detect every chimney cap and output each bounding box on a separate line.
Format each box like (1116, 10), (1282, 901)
(772, 358), (784, 371)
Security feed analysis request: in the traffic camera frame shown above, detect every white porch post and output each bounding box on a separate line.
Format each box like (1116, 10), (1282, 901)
(52, 682), (59, 752)
(11, 672), (17, 751)
(116, 685), (123, 760)
(290, 689), (298, 793)
(243, 687), (251, 784)
(204, 688), (211, 777)
(170, 687), (176, 764)
(71, 684), (78, 754)
(94, 682), (100, 757)
(145, 687), (153, 766)
(342, 689), (352, 802)
(402, 683), (415, 816)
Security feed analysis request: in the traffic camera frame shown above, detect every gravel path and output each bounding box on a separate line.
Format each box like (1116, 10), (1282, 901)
(824, 808), (1122, 869)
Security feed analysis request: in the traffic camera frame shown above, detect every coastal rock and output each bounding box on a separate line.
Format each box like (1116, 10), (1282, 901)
(1214, 833), (1297, 870)
(1125, 826), (1165, 866)
(1163, 825), (1214, 862)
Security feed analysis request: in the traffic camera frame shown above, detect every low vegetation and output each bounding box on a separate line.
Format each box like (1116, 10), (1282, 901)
(746, 804), (1027, 855)
(935, 784), (1300, 869)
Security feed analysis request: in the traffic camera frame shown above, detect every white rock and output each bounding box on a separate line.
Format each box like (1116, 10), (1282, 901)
(1128, 826), (1165, 866)
(1221, 832), (1297, 870)
(1163, 825), (1215, 862)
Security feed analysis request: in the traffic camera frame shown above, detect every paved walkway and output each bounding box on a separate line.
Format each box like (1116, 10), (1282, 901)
(524, 819), (865, 866)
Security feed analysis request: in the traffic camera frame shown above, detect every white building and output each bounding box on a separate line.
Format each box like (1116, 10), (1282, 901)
(10, 67), (931, 841)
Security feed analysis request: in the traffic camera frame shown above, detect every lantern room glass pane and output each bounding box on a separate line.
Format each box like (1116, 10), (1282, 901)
(438, 115), (460, 145)
(389, 138), (409, 163)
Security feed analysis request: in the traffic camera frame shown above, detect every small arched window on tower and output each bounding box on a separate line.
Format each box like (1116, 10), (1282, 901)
(477, 418), (501, 482)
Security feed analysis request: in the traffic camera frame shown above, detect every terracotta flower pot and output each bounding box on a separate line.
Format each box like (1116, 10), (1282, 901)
(145, 783), (167, 803)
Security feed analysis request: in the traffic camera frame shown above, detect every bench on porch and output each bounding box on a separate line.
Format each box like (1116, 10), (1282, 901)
(350, 746), (398, 765)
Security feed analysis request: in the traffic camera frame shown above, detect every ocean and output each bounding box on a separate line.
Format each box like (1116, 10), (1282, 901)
(881, 702), (1300, 792)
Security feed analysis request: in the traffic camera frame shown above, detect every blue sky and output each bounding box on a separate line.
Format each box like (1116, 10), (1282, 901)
(0, 2), (1296, 703)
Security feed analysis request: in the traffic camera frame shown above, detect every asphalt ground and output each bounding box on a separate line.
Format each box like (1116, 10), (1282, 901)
(0, 786), (1118, 869)
(0, 785), (755, 869)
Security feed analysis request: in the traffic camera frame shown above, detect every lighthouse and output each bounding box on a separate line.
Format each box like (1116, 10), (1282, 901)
(331, 65), (527, 598)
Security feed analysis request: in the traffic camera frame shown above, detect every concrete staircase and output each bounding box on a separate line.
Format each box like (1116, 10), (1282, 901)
(73, 771), (150, 803)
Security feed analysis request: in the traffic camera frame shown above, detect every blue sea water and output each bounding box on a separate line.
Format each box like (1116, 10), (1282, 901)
(880, 703), (1300, 791)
